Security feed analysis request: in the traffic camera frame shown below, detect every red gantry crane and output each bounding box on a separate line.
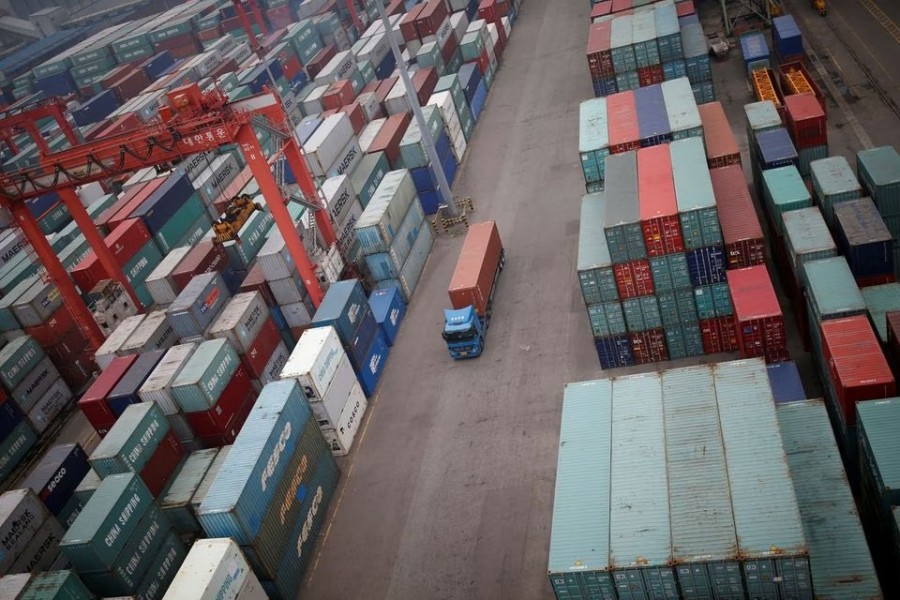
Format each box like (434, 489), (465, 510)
(0, 84), (338, 353)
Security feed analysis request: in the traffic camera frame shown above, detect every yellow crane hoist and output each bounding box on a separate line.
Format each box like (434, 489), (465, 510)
(811, 0), (826, 16)
(212, 194), (263, 244)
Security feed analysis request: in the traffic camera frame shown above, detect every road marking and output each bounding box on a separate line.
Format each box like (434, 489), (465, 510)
(857, 0), (900, 46)
(831, 1), (895, 84)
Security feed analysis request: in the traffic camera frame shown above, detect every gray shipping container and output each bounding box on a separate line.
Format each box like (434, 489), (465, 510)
(11, 281), (62, 329)
(578, 194), (618, 306)
(8, 515), (63, 575)
(0, 336), (44, 391)
(95, 315), (146, 370)
(603, 153), (646, 264)
(26, 377), (71, 435)
(74, 470), (102, 506)
(166, 272), (231, 339)
(783, 208), (837, 277)
(118, 311), (178, 356)
(146, 247), (193, 307)
(191, 446), (231, 514)
(160, 449), (219, 533)
(170, 338), (240, 414)
(0, 573), (31, 600)
(10, 357), (58, 414)
(0, 489), (52, 574)
(208, 293), (269, 355)
(138, 343), (197, 416)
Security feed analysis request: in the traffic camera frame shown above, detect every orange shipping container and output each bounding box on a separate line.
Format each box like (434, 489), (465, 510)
(448, 221), (504, 317)
(698, 102), (741, 169)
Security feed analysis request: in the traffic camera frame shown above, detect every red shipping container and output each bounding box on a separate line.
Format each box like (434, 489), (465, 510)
(239, 262), (278, 307)
(340, 102), (368, 135)
(58, 349), (94, 390)
(412, 67), (439, 106)
(386, 0), (405, 15)
(784, 93), (827, 150)
(607, 91), (640, 154)
(478, 0), (498, 23)
(71, 218), (152, 292)
(612, 0), (632, 12)
(197, 26), (221, 42)
(171, 240), (231, 291)
(306, 45), (337, 79)
(152, 32), (199, 53)
(368, 112), (412, 169)
(699, 316), (738, 354)
(361, 80), (380, 95)
(857, 274), (897, 288)
(638, 145), (684, 256)
(441, 30), (459, 65)
(282, 55), (304, 83)
(675, 0), (695, 16)
(613, 259), (654, 299)
(108, 178), (165, 230)
(473, 48), (491, 77)
(587, 21), (615, 79)
(630, 328), (668, 364)
(821, 316), (896, 426)
(417, 0), (449, 37)
(79, 354), (138, 436)
(322, 80), (357, 110)
(698, 102), (741, 168)
(220, 16), (243, 33)
(591, 1), (613, 19)
(45, 327), (89, 366)
(493, 21), (508, 59)
(185, 365), (253, 438)
(99, 65), (130, 89)
(375, 76), (398, 108)
(24, 304), (75, 347)
(199, 389), (255, 448)
(242, 318), (281, 379)
(400, 4), (425, 42)
(637, 64), (664, 87)
(209, 59), (239, 80)
(710, 165), (765, 269)
(727, 265), (789, 363)
(779, 62), (826, 117)
(139, 431), (184, 497)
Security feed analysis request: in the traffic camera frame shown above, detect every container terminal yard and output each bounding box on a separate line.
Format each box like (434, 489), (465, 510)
(0, 0), (896, 597)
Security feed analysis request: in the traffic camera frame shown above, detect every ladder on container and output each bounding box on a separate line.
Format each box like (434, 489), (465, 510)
(751, 68), (781, 107)
(783, 67), (814, 96)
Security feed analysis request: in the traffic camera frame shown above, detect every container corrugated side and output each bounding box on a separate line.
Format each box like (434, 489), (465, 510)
(714, 360), (811, 597)
(163, 538), (253, 600)
(197, 380), (313, 544)
(810, 157), (862, 226)
(547, 380), (615, 599)
(170, 338), (240, 414)
(670, 137), (720, 250)
(191, 446), (231, 514)
(354, 170), (418, 255)
(19, 570), (92, 600)
(118, 310), (177, 355)
(661, 78), (702, 139)
(0, 489), (51, 573)
(857, 146), (900, 216)
(88, 402), (169, 477)
(160, 449), (218, 533)
(661, 366), (740, 597)
(208, 293), (269, 355)
(579, 99), (609, 184)
(609, 374), (675, 595)
(0, 336), (45, 391)
(603, 152), (645, 264)
(783, 207), (836, 275)
(138, 343), (197, 416)
(777, 400), (882, 600)
(762, 166), (812, 236)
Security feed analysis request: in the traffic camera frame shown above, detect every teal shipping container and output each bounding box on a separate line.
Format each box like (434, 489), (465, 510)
(783, 207), (836, 277)
(0, 421), (36, 481)
(693, 282), (733, 319)
(762, 165), (812, 236)
(861, 283), (900, 343)
(664, 323), (704, 359)
(153, 194), (206, 253)
(74, 469), (101, 506)
(671, 137), (721, 250)
(632, 10), (660, 68)
(802, 257), (866, 322)
(197, 380), (313, 544)
(160, 449), (219, 533)
(363, 201), (426, 280)
(124, 239), (163, 287)
(610, 16), (636, 73)
(649, 253), (691, 293)
(579, 98), (610, 185)
(20, 570), (92, 600)
(0, 335), (44, 390)
(587, 301), (627, 338)
(796, 145), (827, 179)
(355, 170), (418, 256)
(350, 152), (390, 209)
(89, 402), (169, 477)
(777, 400), (883, 600)
(133, 530), (185, 600)
(622, 295), (662, 332)
(810, 157), (862, 227)
(398, 106), (444, 169)
(548, 380), (616, 599)
(396, 223), (433, 302)
(0, 276), (38, 331)
(170, 338), (240, 414)
(603, 152), (646, 264)
(222, 208), (273, 270)
(60, 473), (154, 573)
(857, 146), (900, 217)
(657, 288), (697, 326)
(578, 194), (618, 305)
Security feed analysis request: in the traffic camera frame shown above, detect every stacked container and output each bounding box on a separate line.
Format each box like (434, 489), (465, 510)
(726, 265), (789, 363)
(166, 272), (232, 341)
(280, 326), (368, 456)
(861, 283), (900, 345)
(21, 443), (91, 528)
(163, 538), (266, 600)
(834, 198), (895, 286)
(196, 380), (339, 600)
(784, 93), (827, 177)
(698, 101), (740, 168)
(810, 156), (862, 228)
(355, 170), (434, 301)
(367, 286), (407, 346)
(138, 342), (201, 451)
(60, 473), (186, 598)
(159, 448), (220, 534)
(709, 164), (766, 270)
(767, 361), (807, 404)
(0, 489), (64, 576)
(857, 146), (900, 275)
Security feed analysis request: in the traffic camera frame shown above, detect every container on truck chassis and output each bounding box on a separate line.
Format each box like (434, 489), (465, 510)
(443, 221), (505, 359)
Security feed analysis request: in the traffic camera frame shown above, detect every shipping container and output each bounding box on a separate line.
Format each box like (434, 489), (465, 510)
(21, 443), (90, 517)
(118, 311), (177, 356)
(0, 336), (44, 392)
(167, 272), (232, 339)
(669, 137), (721, 250)
(857, 146), (900, 217)
(834, 198), (894, 281)
(783, 207), (836, 278)
(89, 401), (170, 478)
(208, 293), (269, 355)
(739, 31), (769, 72)
(755, 128), (798, 172)
(861, 283), (900, 345)
(857, 399), (900, 543)
(578, 194), (619, 305)
(776, 399), (883, 600)
(20, 570), (92, 600)
(106, 350), (167, 417)
(761, 165), (812, 236)
(728, 266), (788, 363)
(637, 145), (683, 256)
(661, 77), (702, 140)
(170, 339), (240, 414)
(698, 102), (740, 168)
(784, 93), (826, 150)
(710, 164), (765, 269)
(184, 364), (253, 442)
(367, 286), (406, 347)
(604, 152), (645, 263)
(163, 538), (258, 600)
(766, 362), (806, 405)
(606, 91), (639, 153)
(802, 257), (867, 322)
(579, 98), (610, 184)
(354, 170), (418, 255)
(160, 449), (218, 534)
(0, 489), (51, 574)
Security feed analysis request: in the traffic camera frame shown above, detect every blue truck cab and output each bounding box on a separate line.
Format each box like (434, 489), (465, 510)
(442, 305), (485, 359)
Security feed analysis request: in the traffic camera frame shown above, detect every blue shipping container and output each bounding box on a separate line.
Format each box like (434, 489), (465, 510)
(757, 128), (799, 170)
(458, 63), (482, 105)
(368, 286), (406, 346)
(470, 81), (487, 122)
(594, 334), (633, 369)
(131, 173), (194, 235)
(740, 32), (770, 72)
(107, 350), (167, 417)
(772, 16), (803, 58)
(32, 70), (76, 96)
(686, 245), (726, 287)
(767, 362), (807, 405)
(23, 442), (90, 516)
(140, 51), (175, 80)
(635, 85), (671, 147)
(347, 307), (377, 372)
(311, 279), (368, 347)
(375, 52), (396, 80)
(26, 192), (59, 218)
(72, 90), (119, 127)
(356, 329), (389, 397)
(0, 399), (21, 442)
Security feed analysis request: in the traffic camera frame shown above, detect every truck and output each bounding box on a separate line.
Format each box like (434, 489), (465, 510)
(442, 220), (505, 359)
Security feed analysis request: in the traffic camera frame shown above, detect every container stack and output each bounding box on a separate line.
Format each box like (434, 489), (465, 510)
(771, 15), (805, 65)
(0, 489), (65, 576)
(280, 326), (368, 456)
(21, 443), (91, 529)
(750, 127), (799, 200)
(810, 156), (862, 228)
(697, 101), (741, 168)
(60, 473), (186, 598)
(784, 93), (827, 177)
(776, 399), (883, 600)
(158, 448), (220, 534)
(548, 359), (812, 599)
(163, 538), (266, 600)
(766, 360), (807, 404)
(709, 164), (766, 270)
(354, 169), (435, 301)
(782, 206), (836, 342)
(196, 380), (338, 600)
(367, 286), (407, 346)
(726, 264), (790, 363)
(860, 283), (900, 346)
(578, 77), (703, 191)
(1, 570), (93, 599)
(87, 401), (184, 497)
(834, 199), (895, 287)
(678, 13), (714, 103)
(856, 146), (900, 277)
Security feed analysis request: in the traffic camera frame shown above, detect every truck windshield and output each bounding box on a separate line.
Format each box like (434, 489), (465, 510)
(442, 328), (477, 342)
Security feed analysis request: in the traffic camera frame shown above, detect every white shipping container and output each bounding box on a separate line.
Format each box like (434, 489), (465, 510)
(384, 80), (411, 116)
(95, 315), (146, 369)
(12, 279), (61, 328)
(450, 11), (469, 43)
(235, 570), (266, 600)
(260, 341), (289, 385)
(280, 326), (346, 402)
(487, 22), (500, 48)
(11, 356), (58, 414)
(326, 138), (363, 179)
(321, 381), (368, 456)
(139, 343), (198, 416)
(193, 153), (240, 207)
(256, 231), (294, 282)
(76, 182), (106, 207)
(405, 39), (422, 58)
(303, 113), (354, 177)
(0, 229), (25, 267)
(280, 301), (311, 329)
(316, 50), (357, 84)
(358, 33), (389, 66)
(146, 247), (193, 306)
(358, 117), (386, 153)
(301, 84), (328, 116)
(268, 270), (306, 306)
(163, 538), (251, 600)
(168, 412), (195, 445)
(356, 92), (383, 124)
(208, 292), (269, 354)
(180, 151), (219, 183)
(502, 16), (511, 37)
(26, 376), (71, 434)
(322, 174), (357, 231)
(335, 196), (363, 258)
(0, 490), (50, 573)
(312, 352), (356, 425)
(118, 310), (177, 355)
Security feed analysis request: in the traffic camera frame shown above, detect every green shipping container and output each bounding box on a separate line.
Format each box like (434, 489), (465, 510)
(160, 449), (218, 533)
(802, 257), (866, 322)
(114, 44), (155, 64)
(38, 203), (70, 235)
(351, 152), (390, 209)
(153, 196), (206, 253)
(124, 240), (164, 287)
(861, 283), (900, 344)
(149, 19), (195, 44)
(693, 282), (733, 319)
(784, 207), (837, 278)
(0, 421), (36, 481)
(577, 193), (618, 305)
(70, 56), (117, 79)
(222, 209), (273, 269)
(112, 32), (151, 54)
(399, 106), (445, 169)
(623, 295), (662, 332)
(587, 301), (626, 338)
(0, 257), (38, 296)
(170, 338), (240, 413)
(32, 57), (72, 79)
(60, 473), (154, 573)
(657, 288), (697, 327)
(857, 146), (900, 217)
(20, 570), (92, 600)
(0, 336), (45, 390)
(762, 165), (812, 236)
(175, 215), (213, 249)
(71, 45), (112, 67)
(649, 253), (691, 293)
(133, 531), (186, 600)
(810, 157), (862, 227)
(89, 402), (170, 477)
